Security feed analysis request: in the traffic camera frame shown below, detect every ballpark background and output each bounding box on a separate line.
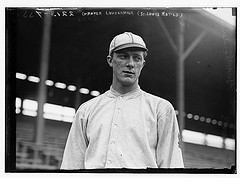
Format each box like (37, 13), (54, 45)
(5, 7), (236, 172)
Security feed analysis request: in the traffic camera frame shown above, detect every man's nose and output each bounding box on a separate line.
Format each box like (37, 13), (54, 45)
(126, 57), (134, 68)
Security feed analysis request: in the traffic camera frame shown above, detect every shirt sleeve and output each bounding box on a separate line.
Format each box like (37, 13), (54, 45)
(156, 101), (184, 168)
(60, 105), (88, 170)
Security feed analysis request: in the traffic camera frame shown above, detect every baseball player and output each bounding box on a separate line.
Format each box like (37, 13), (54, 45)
(61, 32), (184, 169)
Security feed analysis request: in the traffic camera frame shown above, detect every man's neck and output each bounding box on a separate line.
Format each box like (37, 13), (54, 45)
(112, 83), (138, 95)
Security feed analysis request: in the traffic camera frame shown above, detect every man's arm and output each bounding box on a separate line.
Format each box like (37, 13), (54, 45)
(156, 101), (184, 168)
(60, 107), (88, 169)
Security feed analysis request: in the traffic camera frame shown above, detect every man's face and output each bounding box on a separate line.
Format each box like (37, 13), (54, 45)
(108, 49), (146, 87)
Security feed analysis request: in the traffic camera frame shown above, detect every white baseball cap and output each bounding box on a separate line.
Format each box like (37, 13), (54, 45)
(109, 32), (148, 56)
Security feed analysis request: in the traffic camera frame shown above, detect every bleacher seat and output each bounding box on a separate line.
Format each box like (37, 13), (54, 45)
(16, 115), (235, 170)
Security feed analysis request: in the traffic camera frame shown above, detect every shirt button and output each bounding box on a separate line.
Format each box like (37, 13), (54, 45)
(114, 123), (117, 127)
(107, 160), (111, 165)
(110, 140), (115, 144)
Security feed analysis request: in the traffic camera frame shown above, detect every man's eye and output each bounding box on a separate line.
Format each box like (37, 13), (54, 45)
(119, 55), (127, 59)
(133, 56), (142, 61)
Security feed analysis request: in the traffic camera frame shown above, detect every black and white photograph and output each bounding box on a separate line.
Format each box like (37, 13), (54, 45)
(5, 6), (236, 173)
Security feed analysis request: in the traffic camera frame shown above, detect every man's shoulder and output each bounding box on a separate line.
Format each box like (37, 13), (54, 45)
(76, 91), (108, 112)
(142, 90), (172, 106)
(142, 91), (176, 117)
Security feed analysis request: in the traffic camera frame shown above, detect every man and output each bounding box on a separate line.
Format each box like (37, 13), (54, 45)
(61, 32), (184, 169)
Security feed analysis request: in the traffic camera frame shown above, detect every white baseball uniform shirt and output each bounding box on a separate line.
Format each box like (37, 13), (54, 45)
(61, 86), (184, 169)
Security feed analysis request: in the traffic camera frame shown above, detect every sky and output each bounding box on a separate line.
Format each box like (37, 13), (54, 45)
(204, 7), (236, 26)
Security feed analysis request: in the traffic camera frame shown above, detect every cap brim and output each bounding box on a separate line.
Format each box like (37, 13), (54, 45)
(113, 43), (148, 52)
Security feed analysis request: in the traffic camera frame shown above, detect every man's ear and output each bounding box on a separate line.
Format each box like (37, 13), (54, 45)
(107, 55), (113, 67)
(142, 59), (146, 68)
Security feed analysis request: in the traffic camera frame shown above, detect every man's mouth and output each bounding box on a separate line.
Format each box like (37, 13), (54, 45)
(123, 70), (135, 75)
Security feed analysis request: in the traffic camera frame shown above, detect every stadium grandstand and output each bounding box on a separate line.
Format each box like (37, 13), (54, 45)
(6, 7), (236, 171)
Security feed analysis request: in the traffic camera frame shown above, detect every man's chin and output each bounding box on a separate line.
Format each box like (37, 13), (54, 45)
(121, 79), (136, 86)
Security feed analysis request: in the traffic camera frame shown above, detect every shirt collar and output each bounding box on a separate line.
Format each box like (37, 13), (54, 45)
(106, 85), (142, 99)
